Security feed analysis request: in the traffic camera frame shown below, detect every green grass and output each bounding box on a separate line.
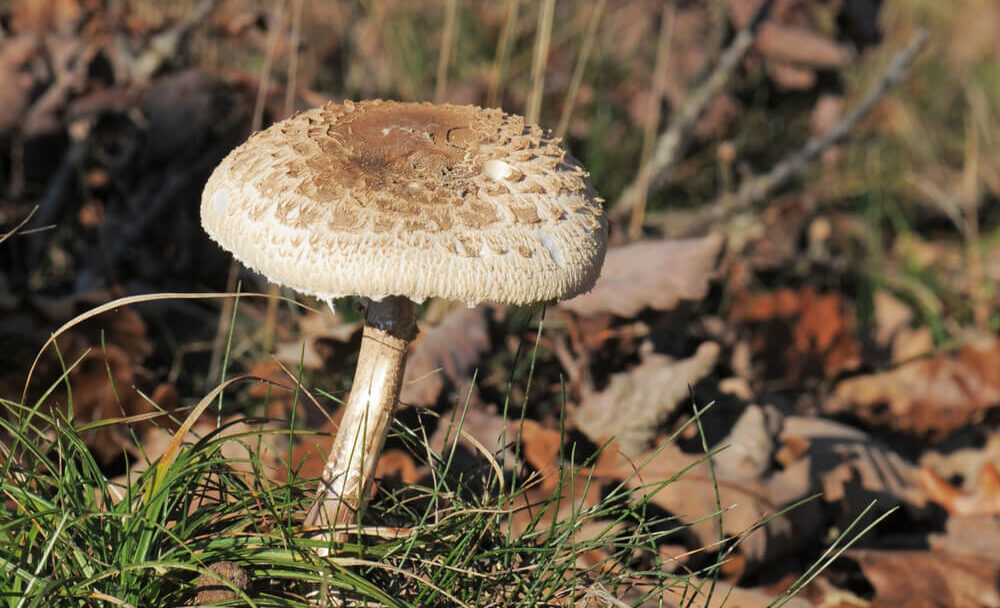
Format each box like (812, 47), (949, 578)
(0, 295), (890, 606)
(0, 387), (686, 606)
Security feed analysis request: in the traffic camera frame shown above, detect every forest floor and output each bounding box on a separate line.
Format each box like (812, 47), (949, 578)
(1, 0), (999, 606)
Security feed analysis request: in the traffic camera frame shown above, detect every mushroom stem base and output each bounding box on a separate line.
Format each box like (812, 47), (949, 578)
(304, 296), (416, 543)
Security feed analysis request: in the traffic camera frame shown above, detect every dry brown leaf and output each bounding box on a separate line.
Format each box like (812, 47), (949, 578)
(755, 22), (853, 68)
(519, 419), (565, 490)
(10, 0), (83, 33)
(589, 435), (821, 578)
(929, 515), (1000, 559)
(507, 470), (604, 540)
(731, 286), (861, 381)
(892, 326), (934, 363)
(561, 235), (724, 318)
(573, 342), (720, 455)
(374, 449), (424, 485)
(399, 305), (490, 408)
(711, 404), (783, 481)
(429, 404), (513, 465)
(921, 433), (1000, 493)
(921, 463), (1000, 517)
(767, 60), (817, 90)
(9, 303), (173, 465)
(827, 337), (1000, 438)
(777, 416), (926, 510)
(847, 549), (1000, 608)
(873, 289), (913, 348)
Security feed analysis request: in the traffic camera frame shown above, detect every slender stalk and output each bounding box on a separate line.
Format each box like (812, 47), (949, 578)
(305, 296), (417, 541)
(628, 2), (674, 240)
(435, 0), (459, 103)
(555, 0), (605, 139)
(487, 0), (521, 108)
(526, 0), (555, 124)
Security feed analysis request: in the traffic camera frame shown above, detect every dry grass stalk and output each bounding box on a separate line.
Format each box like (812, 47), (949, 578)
(716, 28), (929, 213)
(628, 3), (674, 241)
(435, 0), (459, 103)
(554, 0), (606, 139)
(486, 0), (521, 108)
(647, 28), (930, 238)
(526, 0), (555, 124)
(615, 0), (777, 219)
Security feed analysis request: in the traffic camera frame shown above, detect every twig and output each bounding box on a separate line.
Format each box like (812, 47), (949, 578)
(526, 0), (556, 124)
(434, 0), (459, 103)
(130, 0), (223, 84)
(648, 28), (930, 238)
(715, 27), (929, 214)
(628, 3), (675, 240)
(554, 0), (605, 139)
(0, 205), (39, 246)
(615, 0), (776, 217)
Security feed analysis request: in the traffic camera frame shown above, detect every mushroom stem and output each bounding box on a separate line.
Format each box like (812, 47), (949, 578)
(305, 295), (417, 539)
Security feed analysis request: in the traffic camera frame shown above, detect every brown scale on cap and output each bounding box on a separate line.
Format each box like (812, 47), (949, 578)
(201, 99), (607, 305)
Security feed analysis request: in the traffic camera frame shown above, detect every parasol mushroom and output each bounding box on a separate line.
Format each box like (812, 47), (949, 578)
(200, 99), (607, 541)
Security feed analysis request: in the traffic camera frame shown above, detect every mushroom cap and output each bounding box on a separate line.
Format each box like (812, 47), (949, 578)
(201, 100), (608, 306)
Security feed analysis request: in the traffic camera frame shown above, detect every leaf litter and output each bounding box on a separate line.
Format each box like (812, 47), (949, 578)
(1, 0), (999, 605)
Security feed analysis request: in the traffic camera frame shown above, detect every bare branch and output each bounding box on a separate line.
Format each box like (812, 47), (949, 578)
(615, 0), (776, 218)
(718, 27), (929, 214)
(647, 28), (930, 238)
(130, 0), (224, 84)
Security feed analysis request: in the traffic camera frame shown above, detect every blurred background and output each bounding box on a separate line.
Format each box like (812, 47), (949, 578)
(1, 0), (999, 604)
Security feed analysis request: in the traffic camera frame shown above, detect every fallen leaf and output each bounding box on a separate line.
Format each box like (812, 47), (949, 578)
(921, 433), (1000, 493)
(892, 326), (934, 363)
(929, 515), (1000, 559)
(561, 235), (724, 318)
(847, 549), (1000, 608)
(754, 22), (853, 68)
(731, 286), (861, 381)
(767, 60), (816, 90)
(399, 305), (490, 408)
(711, 404), (783, 481)
(518, 419), (565, 489)
(429, 404), (515, 466)
(827, 337), (1000, 438)
(777, 416), (926, 511)
(921, 463), (1000, 517)
(736, 195), (815, 271)
(574, 342), (721, 455)
(873, 289), (913, 348)
(374, 449), (424, 485)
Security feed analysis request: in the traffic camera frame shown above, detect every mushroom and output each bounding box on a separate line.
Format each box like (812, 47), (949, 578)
(200, 99), (608, 539)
